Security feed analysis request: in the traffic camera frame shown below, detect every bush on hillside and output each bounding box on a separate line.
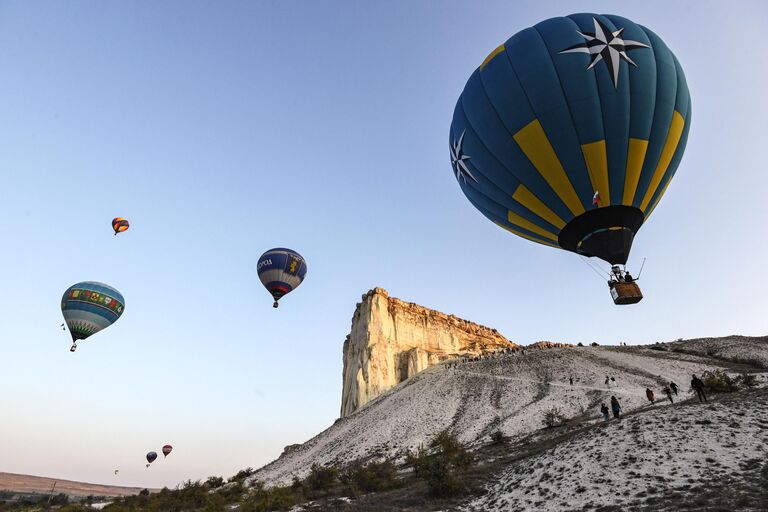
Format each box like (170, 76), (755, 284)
(304, 463), (339, 493)
(239, 481), (298, 512)
(490, 430), (507, 445)
(542, 407), (567, 428)
(701, 369), (739, 393)
(736, 373), (759, 388)
(406, 430), (472, 497)
(228, 467), (256, 483)
(104, 479), (228, 511)
(339, 460), (401, 495)
(205, 475), (225, 489)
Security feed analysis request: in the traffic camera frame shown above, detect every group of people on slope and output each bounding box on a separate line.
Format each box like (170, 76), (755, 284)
(601, 374), (709, 423)
(645, 375), (707, 405)
(645, 381), (678, 405)
(600, 396), (623, 421)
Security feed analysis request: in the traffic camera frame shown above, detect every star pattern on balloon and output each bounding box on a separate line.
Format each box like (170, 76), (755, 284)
(559, 17), (649, 87)
(450, 130), (477, 183)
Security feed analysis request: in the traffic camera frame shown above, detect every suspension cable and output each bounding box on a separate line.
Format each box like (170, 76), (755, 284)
(579, 254), (610, 281)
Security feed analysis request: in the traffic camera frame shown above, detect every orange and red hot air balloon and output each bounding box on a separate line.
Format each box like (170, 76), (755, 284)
(112, 217), (130, 235)
(162, 444), (173, 458)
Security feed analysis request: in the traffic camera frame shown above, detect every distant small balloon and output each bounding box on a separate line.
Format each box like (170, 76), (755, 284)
(257, 248), (307, 308)
(162, 444), (173, 458)
(112, 217), (130, 235)
(146, 451), (157, 467)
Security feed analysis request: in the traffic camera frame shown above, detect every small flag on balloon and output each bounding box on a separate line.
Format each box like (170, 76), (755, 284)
(592, 190), (600, 206)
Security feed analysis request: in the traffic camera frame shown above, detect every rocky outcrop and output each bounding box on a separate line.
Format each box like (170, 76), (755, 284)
(529, 341), (575, 350)
(340, 288), (516, 417)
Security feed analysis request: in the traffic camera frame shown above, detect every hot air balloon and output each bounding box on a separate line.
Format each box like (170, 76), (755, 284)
(112, 217), (130, 235)
(162, 445), (173, 458)
(257, 248), (307, 308)
(450, 14), (690, 304)
(61, 282), (125, 352)
(146, 451), (157, 468)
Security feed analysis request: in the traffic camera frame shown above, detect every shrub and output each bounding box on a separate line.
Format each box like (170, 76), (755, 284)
(218, 480), (246, 501)
(239, 482), (297, 512)
(228, 467), (256, 483)
(542, 407), (567, 428)
(405, 443), (430, 478)
(305, 463), (338, 492)
(339, 460), (401, 494)
(490, 430), (507, 445)
(735, 373), (759, 388)
(205, 475), (225, 489)
(590, 342), (600, 347)
(406, 431), (472, 497)
(701, 370), (739, 393)
(577, 342), (584, 347)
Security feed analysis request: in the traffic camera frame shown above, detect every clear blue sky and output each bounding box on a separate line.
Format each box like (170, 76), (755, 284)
(1, 0), (766, 489)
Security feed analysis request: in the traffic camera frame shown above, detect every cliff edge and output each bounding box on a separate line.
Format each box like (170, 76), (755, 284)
(340, 288), (516, 417)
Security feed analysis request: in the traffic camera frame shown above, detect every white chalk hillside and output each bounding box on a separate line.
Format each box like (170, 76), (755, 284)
(463, 385), (768, 511)
(253, 337), (768, 487)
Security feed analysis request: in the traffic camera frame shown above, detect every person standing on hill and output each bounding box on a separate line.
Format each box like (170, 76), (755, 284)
(663, 385), (674, 404)
(670, 381), (679, 396)
(570, 376), (573, 386)
(605, 376), (610, 387)
(610, 396), (622, 418)
(691, 374), (707, 403)
(646, 387), (655, 405)
(600, 403), (610, 423)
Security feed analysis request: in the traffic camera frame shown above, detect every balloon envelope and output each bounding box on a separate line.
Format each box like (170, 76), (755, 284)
(450, 13), (690, 264)
(257, 248), (307, 305)
(112, 217), (130, 235)
(162, 444), (173, 457)
(61, 282), (125, 343)
(146, 452), (157, 464)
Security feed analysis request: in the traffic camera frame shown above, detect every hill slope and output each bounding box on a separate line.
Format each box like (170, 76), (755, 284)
(0, 472), (147, 497)
(254, 336), (768, 487)
(463, 386), (768, 511)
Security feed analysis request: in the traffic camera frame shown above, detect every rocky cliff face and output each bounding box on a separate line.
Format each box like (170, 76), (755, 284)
(340, 288), (516, 417)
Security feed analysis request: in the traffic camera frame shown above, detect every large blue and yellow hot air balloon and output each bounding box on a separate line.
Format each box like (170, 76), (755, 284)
(257, 248), (307, 308)
(450, 14), (690, 301)
(61, 281), (125, 352)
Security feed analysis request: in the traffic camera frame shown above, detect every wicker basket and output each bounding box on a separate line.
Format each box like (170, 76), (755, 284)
(610, 282), (643, 305)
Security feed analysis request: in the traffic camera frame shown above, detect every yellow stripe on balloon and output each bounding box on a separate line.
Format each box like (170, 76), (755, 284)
(512, 184), (566, 229)
(645, 178), (672, 219)
(623, 138), (649, 205)
(580, 140), (610, 206)
(495, 222), (560, 248)
(513, 119), (586, 217)
(506, 210), (559, 241)
(480, 44), (506, 70)
(640, 111), (685, 212)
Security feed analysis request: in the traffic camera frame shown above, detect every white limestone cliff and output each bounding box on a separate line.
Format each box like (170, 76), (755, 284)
(340, 288), (516, 417)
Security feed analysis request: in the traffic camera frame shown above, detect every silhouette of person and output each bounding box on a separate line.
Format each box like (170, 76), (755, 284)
(610, 396), (622, 418)
(600, 403), (610, 423)
(691, 374), (707, 403)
